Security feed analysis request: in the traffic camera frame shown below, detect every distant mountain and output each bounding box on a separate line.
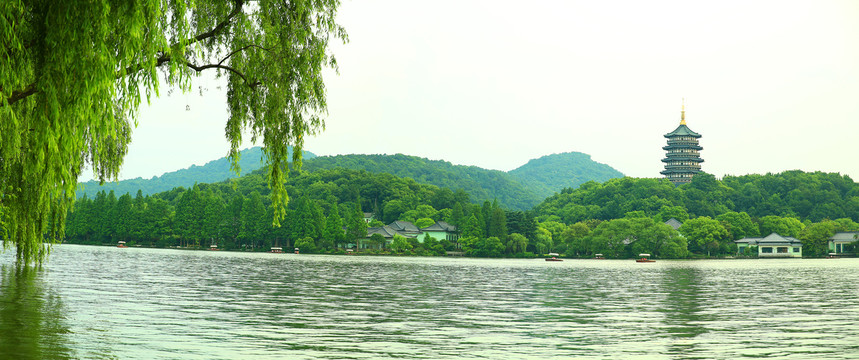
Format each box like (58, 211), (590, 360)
(76, 146), (315, 198)
(300, 152), (624, 210)
(301, 154), (542, 210)
(77, 148), (624, 210)
(508, 152), (624, 199)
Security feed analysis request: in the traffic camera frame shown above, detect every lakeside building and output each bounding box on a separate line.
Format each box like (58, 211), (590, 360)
(829, 231), (858, 255)
(735, 233), (803, 258)
(661, 100), (703, 185)
(421, 221), (459, 243)
(355, 220), (458, 250)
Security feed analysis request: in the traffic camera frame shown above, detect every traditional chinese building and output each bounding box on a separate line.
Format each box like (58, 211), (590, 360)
(661, 100), (703, 185)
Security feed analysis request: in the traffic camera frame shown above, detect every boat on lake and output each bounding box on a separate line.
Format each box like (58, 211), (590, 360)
(595, 253), (605, 259)
(635, 253), (655, 262)
(270, 247), (283, 253)
(545, 253), (563, 261)
(117, 241), (127, 248)
(209, 244), (220, 251)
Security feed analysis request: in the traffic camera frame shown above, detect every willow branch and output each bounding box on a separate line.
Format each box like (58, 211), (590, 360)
(184, 61), (261, 89)
(2, 0), (246, 107)
(4, 83), (36, 105)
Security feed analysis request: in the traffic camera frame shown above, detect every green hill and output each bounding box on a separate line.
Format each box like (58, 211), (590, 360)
(301, 154), (541, 210)
(76, 149), (626, 211)
(300, 152), (624, 210)
(507, 152), (624, 200)
(76, 146), (315, 198)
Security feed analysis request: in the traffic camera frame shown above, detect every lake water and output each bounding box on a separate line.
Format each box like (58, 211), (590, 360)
(2, 245), (858, 359)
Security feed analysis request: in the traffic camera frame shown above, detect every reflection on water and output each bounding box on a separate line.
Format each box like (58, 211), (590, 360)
(0, 265), (73, 359)
(660, 266), (708, 357)
(2, 246), (859, 359)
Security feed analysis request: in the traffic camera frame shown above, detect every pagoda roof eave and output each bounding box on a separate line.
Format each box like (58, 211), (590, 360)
(664, 124), (702, 138)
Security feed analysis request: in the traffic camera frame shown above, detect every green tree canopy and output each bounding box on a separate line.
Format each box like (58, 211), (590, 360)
(678, 217), (732, 256)
(1, 0), (347, 263)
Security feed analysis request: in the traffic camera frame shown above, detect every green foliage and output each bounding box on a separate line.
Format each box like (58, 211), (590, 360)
(345, 203), (368, 242)
(582, 218), (687, 259)
(799, 221), (838, 257)
(369, 233), (386, 249)
(302, 154), (541, 210)
(294, 237), (317, 254)
(63, 167), (480, 253)
(678, 217), (732, 256)
(465, 236), (505, 257)
(533, 171), (859, 225)
(76, 147), (315, 198)
(507, 152), (624, 199)
(300, 152), (623, 211)
(758, 215), (804, 238)
(558, 222), (591, 256)
(323, 204), (345, 247)
(505, 233), (529, 254)
(390, 235), (412, 253)
(1, 0), (346, 263)
(654, 205), (689, 223)
(716, 211), (759, 240)
(531, 228), (553, 254)
(414, 218), (435, 229)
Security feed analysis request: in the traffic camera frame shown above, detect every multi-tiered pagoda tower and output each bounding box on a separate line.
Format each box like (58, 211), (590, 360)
(660, 101), (703, 185)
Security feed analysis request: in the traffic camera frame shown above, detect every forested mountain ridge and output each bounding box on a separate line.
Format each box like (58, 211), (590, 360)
(76, 146), (315, 198)
(300, 154), (542, 210)
(77, 150), (624, 210)
(507, 152), (624, 200)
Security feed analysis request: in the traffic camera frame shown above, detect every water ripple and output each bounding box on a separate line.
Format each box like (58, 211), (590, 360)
(2, 246), (858, 359)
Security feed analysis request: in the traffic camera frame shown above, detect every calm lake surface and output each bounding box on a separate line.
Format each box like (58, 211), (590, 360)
(2, 245), (858, 359)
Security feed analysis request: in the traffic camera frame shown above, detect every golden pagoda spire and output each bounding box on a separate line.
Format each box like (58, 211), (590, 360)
(680, 98), (686, 125)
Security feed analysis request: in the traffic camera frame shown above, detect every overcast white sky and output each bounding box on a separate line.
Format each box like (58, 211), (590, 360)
(87, 0), (859, 183)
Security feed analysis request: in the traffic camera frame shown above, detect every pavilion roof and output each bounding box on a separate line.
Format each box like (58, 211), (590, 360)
(664, 124), (702, 138)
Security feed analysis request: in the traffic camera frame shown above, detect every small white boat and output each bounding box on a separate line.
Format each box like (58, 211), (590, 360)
(636, 253), (655, 263)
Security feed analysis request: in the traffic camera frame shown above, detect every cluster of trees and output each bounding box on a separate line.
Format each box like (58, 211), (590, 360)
(532, 210), (858, 258)
(533, 171), (858, 224)
(450, 200), (540, 257)
(62, 167), (859, 259)
(529, 171), (859, 258)
(64, 168), (475, 251)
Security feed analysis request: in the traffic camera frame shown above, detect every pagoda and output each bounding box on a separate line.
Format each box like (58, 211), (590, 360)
(660, 100), (703, 185)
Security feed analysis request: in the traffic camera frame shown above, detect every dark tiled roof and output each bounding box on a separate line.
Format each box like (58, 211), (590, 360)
(366, 226), (417, 239)
(830, 231), (859, 242)
(664, 124), (702, 138)
(421, 221), (456, 232)
(389, 220), (421, 233)
(735, 237), (763, 245)
(664, 218), (682, 230)
(736, 233), (802, 246)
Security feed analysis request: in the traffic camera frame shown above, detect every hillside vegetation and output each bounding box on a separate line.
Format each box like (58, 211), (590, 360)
(508, 152), (624, 199)
(301, 154), (541, 210)
(532, 171), (859, 224)
(76, 147), (315, 198)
